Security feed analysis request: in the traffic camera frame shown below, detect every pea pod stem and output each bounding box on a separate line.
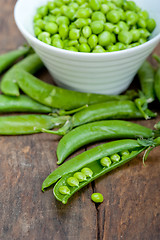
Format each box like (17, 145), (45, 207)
(0, 53), (44, 96)
(14, 69), (138, 110)
(0, 45), (30, 74)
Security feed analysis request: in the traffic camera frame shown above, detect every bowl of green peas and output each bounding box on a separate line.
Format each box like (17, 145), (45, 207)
(14, 0), (160, 95)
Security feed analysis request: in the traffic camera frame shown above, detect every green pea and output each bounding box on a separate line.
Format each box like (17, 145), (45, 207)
(52, 38), (64, 49)
(137, 18), (147, 29)
(34, 19), (45, 30)
(112, 0), (124, 7)
(64, 7), (76, 20)
(76, 8), (91, 18)
(69, 23), (77, 30)
(91, 193), (103, 203)
(113, 25), (119, 34)
(34, 27), (42, 37)
(37, 6), (48, 17)
(110, 153), (120, 163)
(147, 18), (156, 33)
(82, 26), (92, 38)
(62, 0), (70, 4)
(138, 10), (149, 20)
(117, 21), (129, 32)
(92, 45), (105, 53)
(51, 34), (61, 41)
(50, 8), (61, 16)
(81, 168), (93, 178)
(59, 24), (69, 40)
(60, 5), (68, 15)
(80, 3), (90, 9)
(123, 1), (137, 11)
(88, 34), (98, 49)
(98, 31), (111, 46)
(118, 31), (133, 45)
(63, 39), (69, 48)
(55, 0), (63, 7)
(115, 42), (126, 50)
(90, 21), (104, 34)
(74, 18), (88, 28)
(69, 2), (79, 9)
(108, 45), (119, 52)
(44, 15), (56, 22)
(77, 0), (86, 5)
(65, 46), (78, 52)
(106, 2), (117, 11)
(74, 172), (86, 182)
(56, 16), (70, 25)
(45, 22), (58, 34)
(130, 29), (141, 42)
(34, 14), (42, 22)
(139, 38), (147, 45)
(68, 40), (79, 46)
(120, 150), (130, 157)
(100, 157), (112, 167)
(67, 177), (79, 187)
(89, 0), (101, 11)
(100, 4), (109, 14)
(79, 36), (87, 44)
(126, 11), (138, 25)
(107, 10), (121, 24)
(92, 11), (106, 22)
(79, 43), (91, 52)
(47, 1), (56, 11)
(110, 33), (116, 44)
(38, 32), (51, 44)
(69, 29), (80, 40)
(139, 28), (150, 39)
(58, 185), (70, 195)
(104, 22), (115, 32)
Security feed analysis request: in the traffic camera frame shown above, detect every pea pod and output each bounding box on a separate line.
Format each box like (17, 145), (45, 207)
(14, 69), (138, 110)
(0, 53), (44, 96)
(0, 95), (54, 113)
(0, 45), (30, 74)
(0, 115), (70, 135)
(153, 54), (160, 102)
(42, 137), (160, 195)
(41, 100), (156, 136)
(138, 61), (155, 103)
(56, 120), (158, 164)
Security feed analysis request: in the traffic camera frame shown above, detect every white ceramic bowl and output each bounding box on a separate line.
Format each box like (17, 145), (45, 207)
(14, 0), (160, 95)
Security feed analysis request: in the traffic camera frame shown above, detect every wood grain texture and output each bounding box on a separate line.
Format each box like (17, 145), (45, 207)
(0, 1), (160, 240)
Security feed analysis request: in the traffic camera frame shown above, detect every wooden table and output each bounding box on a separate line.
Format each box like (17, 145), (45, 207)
(0, 1), (160, 239)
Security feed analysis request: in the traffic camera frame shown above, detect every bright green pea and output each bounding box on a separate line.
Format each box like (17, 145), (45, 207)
(45, 22), (58, 34)
(89, 0), (101, 11)
(113, 25), (119, 34)
(106, 2), (117, 11)
(68, 40), (79, 46)
(107, 10), (121, 24)
(52, 38), (64, 48)
(129, 42), (140, 48)
(104, 22), (115, 32)
(51, 34), (60, 40)
(115, 42), (126, 50)
(82, 26), (92, 38)
(98, 31), (111, 46)
(100, 4), (109, 14)
(147, 18), (156, 33)
(100, 157), (112, 167)
(50, 8), (61, 16)
(34, 19), (45, 30)
(60, 5), (68, 15)
(65, 46), (78, 52)
(91, 193), (103, 203)
(38, 31), (50, 41)
(63, 39), (69, 48)
(139, 38), (147, 45)
(118, 31), (133, 45)
(69, 23), (77, 30)
(80, 3), (90, 9)
(56, 16), (70, 25)
(69, 29), (80, 40)
(55, 0), (63, 7)
(34, 27), (42, 37)
(77, 0), (86, 5)
(92, 45), (105, 53)
(67, 177), (79, 187)
(69, 2), (79, 9)
(139, 28), (150, 39)
(108, 45), (119, 52)
(73, 172), (87, 182)
(120, 150), (130, 157)
(79, 36), (87, 44)
(58, 185), (70, 195)
(118, 9), (126, 21)
(74, 18), (88, 28)
(44, 15), (56, 22)
(37, 6), (48, 17)
(48, 1), (56, 11)
(90, 21), (104, 34)
(110, 153), (120, 162)
(126, 11), (138, 25)
(88, 34), (98, 49)
(76, 8), (91, 18)
(112, 0), (124, 7)
(79, 43), (91, 52)
(138, 10), (149, 20)
(59, 24), (69, 40)
(123, 1), (137, 11)
(34, 14), (42, 22)
(81, 168), (93, 178)
(110, 33), (116, 44)
(64, 7), (76, 20)
(63, 0), (70, 3)
(130, 29), (141, 42)
(137, 18), (147, 29)
(92, 11), (106, 22)
(117, 21), (129, 32)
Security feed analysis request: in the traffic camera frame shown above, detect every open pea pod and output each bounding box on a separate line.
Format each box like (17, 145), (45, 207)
(51, 137), (160, 204)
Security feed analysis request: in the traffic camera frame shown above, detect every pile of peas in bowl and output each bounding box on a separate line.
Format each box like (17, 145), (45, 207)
(33, 0), (156, 53)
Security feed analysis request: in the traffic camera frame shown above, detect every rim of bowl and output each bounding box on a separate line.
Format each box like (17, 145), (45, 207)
(14, 0), (160, 59)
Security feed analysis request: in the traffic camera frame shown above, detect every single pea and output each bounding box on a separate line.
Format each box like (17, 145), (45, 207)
(74, 18), (88, 28)
(77, 0), (86, 5)
(123, 1), (137, 11)
(58, 185), (70, 195)
(104, 22), (114, 32)
(117, 21), (129, 32)
(110, 153), (121, 163)
(74, 172), (87, 182)
(63, 0), (70, 4)
(79, 43), (91, 52)
(69, 28), (80, 40)
(68, 40), (79, 46)
(112, 0), (124, 7)
(100, 4), (109, 14)
(146, 18), (156, 33)
(90, 21), (104, 34)
(69, 2), (79, 10)
(34, 27), (42, 37)
(98, 31), (111, 47)
(60, 5), (68, 15)
(44, 15), (56, 22)
(107, 10), (121, 24)
(130, 29), (141, 42)
(139, 28), (150, 39)
(126, 11), (138, 25)
(115, 42), (126, 50)
(79, 36), (87, 44)
(55, 0), (63, 7)
(34, 19), (45, 30)
(110, 33), (116, 44)
(137, 18), (147, 29)
(65, 46), (78, 52)
(38, 32), (51, 44)
(80, 3), (90, 9)
(113, 25), (120, 34)
(129, 42), (140, 48)
(120, 150), (130, 157)
(89, 0), (101, 11)
(45, 22), (58, 34)
(76, 8), (91, 18)
(67, 177), (79, 187)
(50, 8), (61, 16)
(52, 38), (64, 48)
(100, 157), (112, 167)
(92, 45), (105, 53)
(63, 39), (69, 48)
(118, 31), (133, 45)
(138, 10), (149, 20)
(117, 9), (126, 21)
(82, 26), (92, 38)
(106, 2), (117, 11)
(59, 24), (69, 40)
(48, 1), (56, 11)
(91, 193), (103, 203)
(37, 6), (48, 17)
(64, 7), (76, 21)
(51, 34), (61, 41)
(69, 23), (77, 30)
(56, 16), (70, 26)
(88, 34), (98, 49)
(81, 168), (93, 178)
(108, 45), (119, 52)
(139, 38), (147, 45)
(34, 13), (42, 22)
(92, 11), (106, 22)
